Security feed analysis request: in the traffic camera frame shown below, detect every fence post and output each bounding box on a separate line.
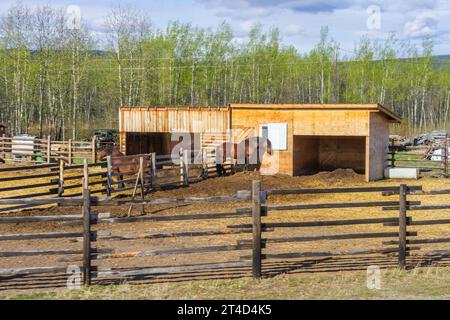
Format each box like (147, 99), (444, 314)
(58, 159), (65, 197)
(1, 133), (10, 161)
(252, 180), (262, 278)
(139, 156), (145, 214)
(202, 149), (209, 179)
(150, 152), (156, 189)
(0, 134), (4, 160)
(68, 139), (73, 165)
(398, 184), (407, 269)
(106, 155), (112, 197)
(47, 135), (51, 164)
(390, 139), (395, 168)
(91, 136), (97, 164)
(179, 147), (185, 185)
(184, 150), (189, 186)
(82, 159), (89, 190)
(82, 188), (91, 286)
(444, 134), (448, 178)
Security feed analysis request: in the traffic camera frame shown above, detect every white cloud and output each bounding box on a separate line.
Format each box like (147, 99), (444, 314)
(284, 24), (304, 36)
(201, 0), (440, 14)
(240, 20), (255, 33)
(215, 6), (271, 20)
(404, 12), (439, 38)
(203, 0), (354, 13)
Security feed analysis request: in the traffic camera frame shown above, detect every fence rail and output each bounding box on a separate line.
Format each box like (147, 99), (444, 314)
(0, 147), (232, 213)
(388, 135), (449, 177)
(0, 135), (97, 165)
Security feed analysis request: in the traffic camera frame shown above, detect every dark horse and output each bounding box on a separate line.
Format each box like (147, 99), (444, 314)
(96, 145), (142, 187)
(215, 136), (273, 176)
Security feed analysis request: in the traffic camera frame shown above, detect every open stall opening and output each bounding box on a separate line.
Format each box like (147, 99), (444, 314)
(124, 132), (199, 155)
(293, 135), (366, 175)
(125, 132), (172, 155)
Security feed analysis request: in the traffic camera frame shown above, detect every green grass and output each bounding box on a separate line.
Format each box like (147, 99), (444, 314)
(2, 267), (450, 300)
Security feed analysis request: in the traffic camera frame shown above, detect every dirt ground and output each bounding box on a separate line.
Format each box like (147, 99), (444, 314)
(1, 168), (450, 296)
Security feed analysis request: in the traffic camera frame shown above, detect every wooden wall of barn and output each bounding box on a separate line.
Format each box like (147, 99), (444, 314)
(119, 107), (230, 133)
(367, 111), (390, 181)
(119, 107), (230, 154)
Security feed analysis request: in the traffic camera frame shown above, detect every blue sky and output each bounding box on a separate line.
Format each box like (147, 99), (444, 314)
(1, 0), (449, 55)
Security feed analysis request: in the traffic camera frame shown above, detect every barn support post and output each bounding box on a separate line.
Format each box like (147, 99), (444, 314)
(398, 184), (407, 269)
(91, 136), (97, 164)
(58, 159), (65, 197)
(68, 139), (73, 165)
(106, 156), (112, 197)
(46, 135), (51, 164)
(82, 188), (91, 286)
(252, 180), (262, 278)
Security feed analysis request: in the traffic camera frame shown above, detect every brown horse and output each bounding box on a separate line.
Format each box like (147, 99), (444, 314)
(215, 136), (273, 176)
(96, 146), (142, 188)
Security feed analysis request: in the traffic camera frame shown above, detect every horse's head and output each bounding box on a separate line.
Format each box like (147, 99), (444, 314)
(96, 146), (110, 161)
(265, 138), (273, 155)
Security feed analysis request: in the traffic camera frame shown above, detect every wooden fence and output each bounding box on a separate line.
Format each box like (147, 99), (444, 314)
(0, 135), (97, 165)
(1, 182), (449, 289)
(388, 135), (449, 177)
(0, 148), (232, 213)
(0, 161), (107, 213)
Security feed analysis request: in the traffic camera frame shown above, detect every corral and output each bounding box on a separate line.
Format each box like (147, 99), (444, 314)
(1, 166), (450, 296)
(1, 105), (449, 298)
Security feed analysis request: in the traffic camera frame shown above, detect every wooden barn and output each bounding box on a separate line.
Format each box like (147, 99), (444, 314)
(119, 104), (400, 181)
(230, 103), (400, 181)
(118, 106), (230, 155)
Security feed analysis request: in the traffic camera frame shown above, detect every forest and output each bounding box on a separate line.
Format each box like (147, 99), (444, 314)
(0, 3), (449, 140)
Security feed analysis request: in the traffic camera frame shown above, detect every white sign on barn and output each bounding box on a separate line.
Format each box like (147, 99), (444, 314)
(259, 123), (287, 151)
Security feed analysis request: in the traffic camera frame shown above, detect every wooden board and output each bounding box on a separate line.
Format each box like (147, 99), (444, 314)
(367, 111), (390, 181)
(119, 106), (230, 133)
(231, 108), (294, 175)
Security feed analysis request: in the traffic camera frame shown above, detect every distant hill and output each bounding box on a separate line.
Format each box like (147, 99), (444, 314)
(432, 55), (450, 67)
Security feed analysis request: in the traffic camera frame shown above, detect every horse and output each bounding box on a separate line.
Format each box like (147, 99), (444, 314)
(215, 136), (273, 176)
(96, 146), (142, 188)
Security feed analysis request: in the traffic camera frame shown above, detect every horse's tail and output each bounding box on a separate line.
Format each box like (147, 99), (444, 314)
(216, 163), (223, 176)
